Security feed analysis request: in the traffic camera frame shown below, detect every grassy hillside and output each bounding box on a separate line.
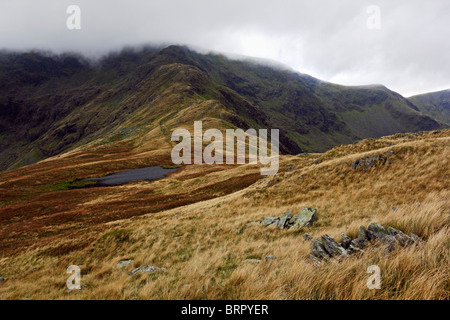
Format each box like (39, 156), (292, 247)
(0, 46), (446, 171)
(0, 129), (448, 299)
(408, 89), (450, 125)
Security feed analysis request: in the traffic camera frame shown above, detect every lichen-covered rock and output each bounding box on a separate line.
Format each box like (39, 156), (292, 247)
(290, 208), (317, 230)
(321, 235), (349, 257)
(277, 209), (291, 229)
(380, 235), (398, 252)
(351, 226), (369, 249)
(387, 226), (402, 236)
(368, 222), (388, 236)
(256, 208), (318, 230)
(311, 238), (331, 260)
(261, 217), (279, 227)
(351, 153), (388, 170)
(388, 227), (413, 247)
(311, 235), (348, 260)
(341, 233), (352, 249)
(310, 223), (423, 263)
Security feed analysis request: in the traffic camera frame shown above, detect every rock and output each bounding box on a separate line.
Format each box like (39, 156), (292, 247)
(117, 259), (133, 268)
(310, 223), (423, 263)
(0, 277), (4, 283)
(368, 222), (387, 233)
(265, 255), (277, 261)
(320, 235), (349, 257)
(367, 222), (389, 241)
(347, 244), (364, 254)
(387, 226), (401, 236)
(261, 217), (279, 227)
(380, 235), (398, 252)
(387, 227), (413, 247)
(277, 209), (292, 229)
(341, 233), (352, 249)
(351, 226), (369, 249)
(311, 238), (331, 260)
(351, 158), (363, 169)
(410, 233), (423, 244)
(303, 233), (313, 241)
(290, 208), (317, 230)
(311, 235), (348, 260)
(350, 153), (389, 170)
(256, 208), (318, 231)
(309, 254), (322, 266)
(128, 266), (166, 275)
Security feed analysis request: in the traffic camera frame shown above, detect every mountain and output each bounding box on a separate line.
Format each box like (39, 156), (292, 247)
(408, 89), (450, 125)
(0, 45), (448, 300)
(0, 45), (446, 171)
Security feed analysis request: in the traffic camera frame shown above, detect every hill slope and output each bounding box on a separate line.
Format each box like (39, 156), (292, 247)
(408, 89), (450, 125)
(0, 46), (445, 171)
(0, 129), (448, 299)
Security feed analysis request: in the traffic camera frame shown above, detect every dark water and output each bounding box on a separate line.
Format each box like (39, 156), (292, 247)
(78, 166), (178, 187)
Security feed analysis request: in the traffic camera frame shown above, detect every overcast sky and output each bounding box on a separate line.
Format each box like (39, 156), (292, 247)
(1, 0), (449, 96)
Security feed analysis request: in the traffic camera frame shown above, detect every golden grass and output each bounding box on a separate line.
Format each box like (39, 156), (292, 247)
(0, 130), (448, 299)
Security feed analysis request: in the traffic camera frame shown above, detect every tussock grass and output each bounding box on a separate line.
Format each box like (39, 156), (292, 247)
(0, 130), (448, 299)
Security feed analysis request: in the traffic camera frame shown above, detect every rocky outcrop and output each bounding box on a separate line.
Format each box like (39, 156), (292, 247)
(350, 151), (394, 170)
(256, 208), (318, 230)
(310, 222), (422, 262)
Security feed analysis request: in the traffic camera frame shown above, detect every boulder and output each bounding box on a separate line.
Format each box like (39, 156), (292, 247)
(277, 209), (291, 229)
(290, 208), (317, 230)
(257, 208), (318, 230)
(311, 235), (348, 260)
(351, 226), (369, 249)
(310, 223), (422, 262)
(341, 233), (352, 249)
(350, 152), (390, 170)
(261, 217), (279, 227)
(311, 238), (331, 260)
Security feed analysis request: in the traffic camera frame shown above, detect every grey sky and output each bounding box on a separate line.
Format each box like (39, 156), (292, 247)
(0, 0), (449, 96)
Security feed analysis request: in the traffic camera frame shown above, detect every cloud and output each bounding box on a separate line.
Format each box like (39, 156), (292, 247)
(0, 0), (449, 96)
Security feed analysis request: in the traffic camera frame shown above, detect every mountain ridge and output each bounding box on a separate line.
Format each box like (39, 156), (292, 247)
(0, 45), (447, 171)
